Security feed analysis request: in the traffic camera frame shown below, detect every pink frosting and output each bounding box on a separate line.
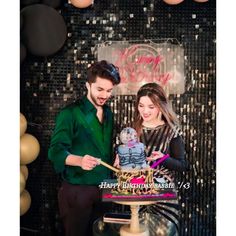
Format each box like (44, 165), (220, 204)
(130, 177), (145, 184)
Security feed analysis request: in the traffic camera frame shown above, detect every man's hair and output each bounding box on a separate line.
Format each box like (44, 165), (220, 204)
(87, 60), (121, 85)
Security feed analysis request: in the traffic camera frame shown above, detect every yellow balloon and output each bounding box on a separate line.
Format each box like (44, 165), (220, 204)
(163, 0), (184, 4)
(20, 134), (40, 165)
(20, 172), (26, 194)
(20, 165), (29, 180)
(70, 0), (93, 8)
(20, 113), (27, 137)
(20, 190), (31, 216)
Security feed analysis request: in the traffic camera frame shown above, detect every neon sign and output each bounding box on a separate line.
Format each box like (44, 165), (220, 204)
(97, 41), (185, 95)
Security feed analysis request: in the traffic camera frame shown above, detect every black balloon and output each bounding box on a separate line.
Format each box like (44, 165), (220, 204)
(20, 13), (23, 32)
(21, 4), (67, 57)
(41, 0), (63, 8)
(20, 42), (27, 64)
(21, 0), (40, 7)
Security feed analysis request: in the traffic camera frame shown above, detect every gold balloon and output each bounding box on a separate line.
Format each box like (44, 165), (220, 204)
(20, 134), (40, 165)
(70, 0), (93, 8)
(163, 0), (184, 4)
(20, 113), (27, 137)
(20, 171), (26, 194)
(20, 165), (29, 180)
(20, 190), (31, 216)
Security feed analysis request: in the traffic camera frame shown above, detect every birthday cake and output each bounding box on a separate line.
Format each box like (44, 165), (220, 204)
(101, 128), (177, 201)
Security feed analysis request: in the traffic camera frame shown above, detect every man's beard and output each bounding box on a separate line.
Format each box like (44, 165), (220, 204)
(90, 92), (107, 106)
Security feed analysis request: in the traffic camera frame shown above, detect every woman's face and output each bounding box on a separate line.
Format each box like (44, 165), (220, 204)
(138, 96), (160, 123)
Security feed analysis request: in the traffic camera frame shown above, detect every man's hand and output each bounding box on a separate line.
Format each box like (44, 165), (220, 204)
(80, 155), (99, 170)
(65, 154), (99, 170)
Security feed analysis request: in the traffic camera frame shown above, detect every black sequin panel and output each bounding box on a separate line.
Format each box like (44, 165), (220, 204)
(20, 1), (216, 235)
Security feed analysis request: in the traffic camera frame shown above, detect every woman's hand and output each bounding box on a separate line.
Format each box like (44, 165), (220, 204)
(146, 151), (164, 162)
(113, 154), (120, 168)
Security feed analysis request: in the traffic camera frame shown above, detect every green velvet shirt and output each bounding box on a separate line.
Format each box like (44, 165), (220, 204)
(48, 96), (113, 185)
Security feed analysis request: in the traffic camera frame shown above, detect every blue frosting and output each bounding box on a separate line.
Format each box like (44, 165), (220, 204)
(117, 142), (149, 170)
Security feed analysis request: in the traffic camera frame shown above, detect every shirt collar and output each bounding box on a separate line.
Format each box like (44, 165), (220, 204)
(80, 96), (96, 114)
(80, 96), (109, 120)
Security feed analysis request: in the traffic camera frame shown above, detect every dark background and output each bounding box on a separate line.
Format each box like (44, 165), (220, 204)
(20, 0), (216, 235)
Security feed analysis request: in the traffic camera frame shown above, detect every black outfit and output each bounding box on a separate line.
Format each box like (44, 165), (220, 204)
(141, 124), (187, 172)
(139, 124), (188, 236)
(58, 181), (111, 236)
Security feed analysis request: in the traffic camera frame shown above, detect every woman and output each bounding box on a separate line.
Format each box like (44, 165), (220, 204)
(133, 82), (187, 171)
(114, 82), (188, 235)
(136, 83), (188, 234)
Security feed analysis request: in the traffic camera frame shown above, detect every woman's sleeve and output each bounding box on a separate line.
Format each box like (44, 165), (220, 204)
(162, 135), (189, 171)
(48, 109), (73, 173)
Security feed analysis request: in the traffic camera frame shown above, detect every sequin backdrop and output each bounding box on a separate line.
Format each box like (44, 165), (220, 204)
(20, 0), (216, 235)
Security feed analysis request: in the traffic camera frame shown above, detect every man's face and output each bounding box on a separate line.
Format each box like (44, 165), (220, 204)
(86, 76), (114, 107)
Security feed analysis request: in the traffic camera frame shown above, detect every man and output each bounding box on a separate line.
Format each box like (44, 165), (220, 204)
(48, 60), (121, 236)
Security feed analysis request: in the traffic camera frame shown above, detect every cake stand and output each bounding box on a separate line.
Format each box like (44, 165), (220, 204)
(115, 201), (157, 236)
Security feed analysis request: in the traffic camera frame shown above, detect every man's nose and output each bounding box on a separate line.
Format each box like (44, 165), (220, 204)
(100, 91), (108, 98)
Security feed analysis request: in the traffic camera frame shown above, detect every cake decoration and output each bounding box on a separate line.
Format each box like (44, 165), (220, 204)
(117, 127), (149, 170)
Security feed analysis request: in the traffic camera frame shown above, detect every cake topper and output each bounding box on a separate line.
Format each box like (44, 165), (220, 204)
(117, 127), (149, 170)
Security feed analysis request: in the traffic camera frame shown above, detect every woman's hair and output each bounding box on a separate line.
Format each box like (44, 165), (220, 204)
(87, 60), (121, 85)
(133, 83), (179, 136)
